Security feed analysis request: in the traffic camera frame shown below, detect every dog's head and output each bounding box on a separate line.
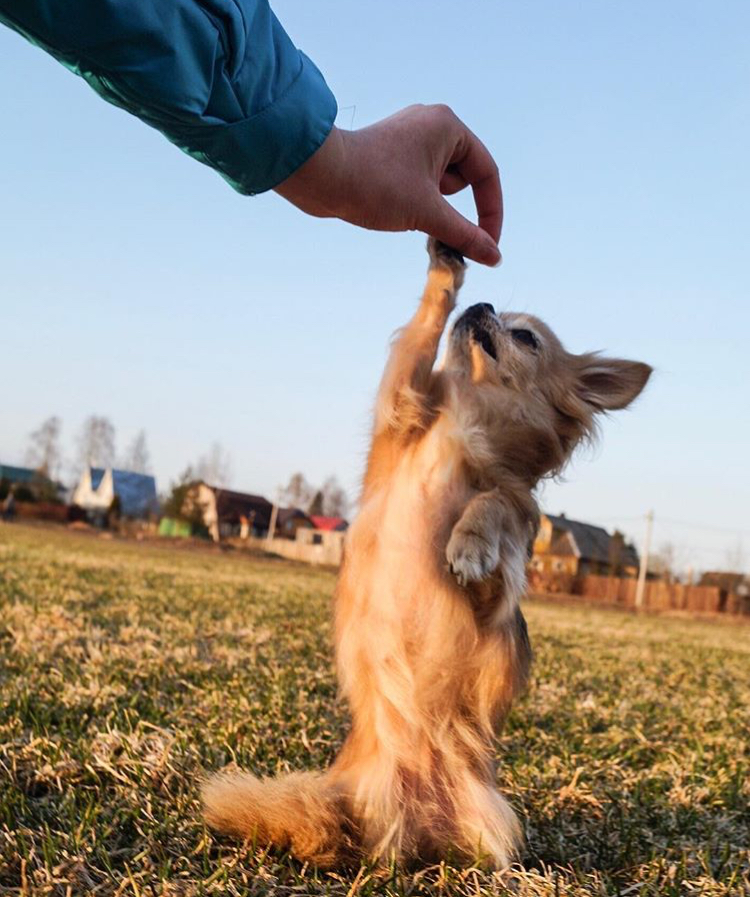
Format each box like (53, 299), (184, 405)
(443, 303), (651, 480)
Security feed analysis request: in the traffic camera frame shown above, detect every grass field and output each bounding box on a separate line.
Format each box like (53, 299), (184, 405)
(1, 523), (748, 896)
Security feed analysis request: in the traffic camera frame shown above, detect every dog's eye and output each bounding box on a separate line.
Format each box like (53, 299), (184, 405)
(511, 329), (539, 350)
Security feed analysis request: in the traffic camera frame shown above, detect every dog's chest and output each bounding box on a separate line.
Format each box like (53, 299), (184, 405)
(359, 429), (472, 563)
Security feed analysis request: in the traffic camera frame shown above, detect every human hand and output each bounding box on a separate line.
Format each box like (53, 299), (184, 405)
(274, 105), (502, 266)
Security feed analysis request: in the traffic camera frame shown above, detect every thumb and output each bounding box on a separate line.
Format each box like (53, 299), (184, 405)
(426, 197), (501, 267)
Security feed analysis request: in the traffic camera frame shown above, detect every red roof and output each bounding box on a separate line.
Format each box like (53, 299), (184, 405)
(310, 515), (348, 532)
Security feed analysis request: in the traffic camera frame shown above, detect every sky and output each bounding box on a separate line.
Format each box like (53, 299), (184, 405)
(1, 0), (749, 573)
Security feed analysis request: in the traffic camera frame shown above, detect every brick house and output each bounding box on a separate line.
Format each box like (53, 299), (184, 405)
(531, 513), (640, 584)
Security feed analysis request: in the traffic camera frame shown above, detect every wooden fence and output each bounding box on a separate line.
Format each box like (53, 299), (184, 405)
(573, 575), (749, 615)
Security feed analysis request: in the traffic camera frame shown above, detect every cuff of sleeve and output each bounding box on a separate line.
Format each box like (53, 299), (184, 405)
(164, 52), (338, 195)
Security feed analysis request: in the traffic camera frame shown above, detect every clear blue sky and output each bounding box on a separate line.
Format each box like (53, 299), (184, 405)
(1, 0), (748, 572)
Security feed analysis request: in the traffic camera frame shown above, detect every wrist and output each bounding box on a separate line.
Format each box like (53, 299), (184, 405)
(274, 126), (350, 218)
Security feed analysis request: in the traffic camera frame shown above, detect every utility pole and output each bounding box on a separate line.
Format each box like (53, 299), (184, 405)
(635, 510), (654, 610)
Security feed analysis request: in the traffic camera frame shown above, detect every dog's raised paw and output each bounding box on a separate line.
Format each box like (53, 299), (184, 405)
(427, 237), (466, 273)
(446, 528), (500, 586)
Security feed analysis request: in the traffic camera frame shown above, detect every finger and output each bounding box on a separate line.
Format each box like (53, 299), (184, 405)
(426, 195), (502, 267)
(449, 128), (503, 243)
(439, 166), (469, 196)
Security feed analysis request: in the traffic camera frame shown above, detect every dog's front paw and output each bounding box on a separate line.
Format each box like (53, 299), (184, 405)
(446, 528), (499, 587)
(427, 238), (466, 274)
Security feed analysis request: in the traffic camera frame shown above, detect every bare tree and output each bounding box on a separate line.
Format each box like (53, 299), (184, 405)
(162, 466), (202, 521)
(25, 416), (62, 478)
(280, 472), (315, 510)
(606, 530), (624, 576)
(307, 490), (325, 517)
(321, 475), (350, 518)
(280, 473), (350, 516)
(649, 541), (692, 582)
(195, 442), (232, 487)
(121, 429), (151, 473)
(649, 542), (676, 580)
(76, 415), (116, 471)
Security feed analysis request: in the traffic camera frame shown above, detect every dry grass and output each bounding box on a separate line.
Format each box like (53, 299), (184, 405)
(0, 523), (748, 896)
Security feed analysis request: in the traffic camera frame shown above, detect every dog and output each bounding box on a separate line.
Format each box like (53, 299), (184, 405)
(203, 239), (651, 868)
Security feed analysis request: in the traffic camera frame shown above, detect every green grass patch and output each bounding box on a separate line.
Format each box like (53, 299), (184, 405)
(1, 523), (748, 895)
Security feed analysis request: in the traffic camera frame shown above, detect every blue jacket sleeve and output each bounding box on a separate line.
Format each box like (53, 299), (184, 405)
(0, 0), (337, 193)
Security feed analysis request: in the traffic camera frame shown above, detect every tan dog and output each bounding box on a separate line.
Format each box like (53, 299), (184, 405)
(204, 240), (651, 868)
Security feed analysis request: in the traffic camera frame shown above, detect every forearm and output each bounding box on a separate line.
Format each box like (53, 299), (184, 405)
(454, 490), (508, 545)
(1, 5), (504, 263)
(447, 487), (539, 590)
(456, 488), (538, 548)
(0, 0), (337, 193)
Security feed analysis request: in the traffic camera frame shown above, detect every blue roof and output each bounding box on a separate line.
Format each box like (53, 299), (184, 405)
(90, 467), (158, 517)
(0, 464), (39, 484)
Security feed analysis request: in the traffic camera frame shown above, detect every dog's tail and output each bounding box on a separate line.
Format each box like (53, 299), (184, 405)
(202, 769), (353, 866)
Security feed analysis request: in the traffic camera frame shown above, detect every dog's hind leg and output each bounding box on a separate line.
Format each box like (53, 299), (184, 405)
(373, 239), (466, 437)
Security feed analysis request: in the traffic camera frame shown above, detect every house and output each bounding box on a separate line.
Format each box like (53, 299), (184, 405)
(0, 463), (38, 488)
(72, 467), (158, 519)
(0, 463), (63, 502)
(178, 484), (320, 542)
(276, 507), (314, 539)
(309, 515), (349, 532)
(172, 484), (346, 543)
(699, 571), (749, 596)
(698, 571), (750, 614)
(531, 513), (640, 580)
(182, 483), (273, 541)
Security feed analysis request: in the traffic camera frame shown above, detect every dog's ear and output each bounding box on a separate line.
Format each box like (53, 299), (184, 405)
(575, 354), (652, 412)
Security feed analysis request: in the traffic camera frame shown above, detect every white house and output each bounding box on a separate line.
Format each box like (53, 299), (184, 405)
(72, 467), (157, 519)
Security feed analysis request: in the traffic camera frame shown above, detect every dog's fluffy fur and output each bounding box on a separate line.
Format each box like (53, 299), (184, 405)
(203, 240), (651, 868)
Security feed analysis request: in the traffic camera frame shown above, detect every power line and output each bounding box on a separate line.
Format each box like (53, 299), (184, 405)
(655, 516), (750, 537)
(571, 513), (749, 539)
(674, 544), (740, 557)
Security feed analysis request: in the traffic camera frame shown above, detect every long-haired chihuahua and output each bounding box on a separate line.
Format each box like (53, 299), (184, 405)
(204, 240), (651, 868)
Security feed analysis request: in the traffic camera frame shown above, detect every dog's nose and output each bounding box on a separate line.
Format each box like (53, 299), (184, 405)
(464, 302), (495, 318)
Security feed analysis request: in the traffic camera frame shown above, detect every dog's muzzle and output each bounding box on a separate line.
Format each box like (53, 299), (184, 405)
(454, 303), (498, 360)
